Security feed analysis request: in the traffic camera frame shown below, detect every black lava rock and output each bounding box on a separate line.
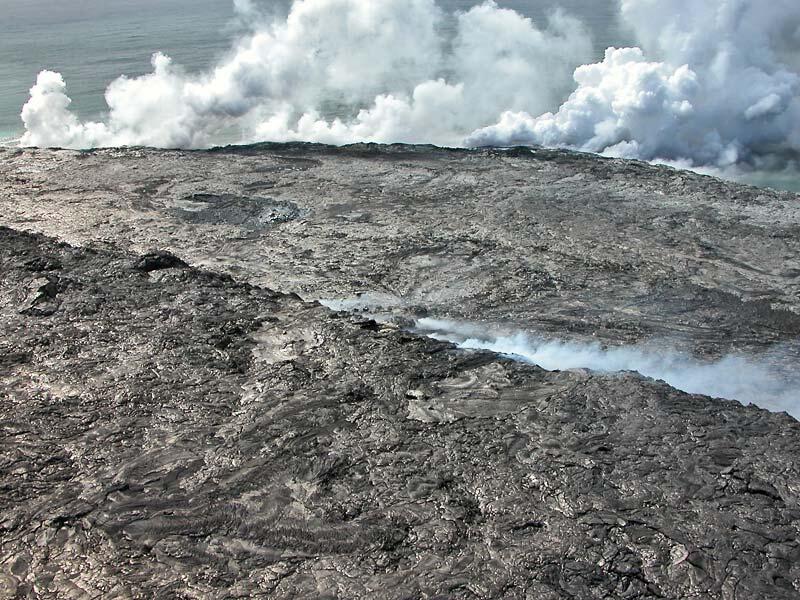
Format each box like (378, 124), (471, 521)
(133, 250), (189, 273)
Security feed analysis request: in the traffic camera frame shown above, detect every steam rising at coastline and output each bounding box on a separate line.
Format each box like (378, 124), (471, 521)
(19, 0), (590, 149)
(416, 318), (800, 417)
(19, 0), (800, 172)
(469, 0), (800, 170)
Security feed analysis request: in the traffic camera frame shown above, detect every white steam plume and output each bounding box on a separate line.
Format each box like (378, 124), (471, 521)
(19, 0), (590, 149)
(19, 0), (800, 172)
(468, 0), (800, 169)
(416, 318), (800, 417)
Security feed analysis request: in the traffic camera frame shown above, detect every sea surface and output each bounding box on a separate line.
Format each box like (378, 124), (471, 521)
(1, 0), (798, 192)
(0, 0), (234, 141)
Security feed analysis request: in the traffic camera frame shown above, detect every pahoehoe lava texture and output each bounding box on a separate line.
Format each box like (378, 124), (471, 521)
(1, 228), (800, 599)
(1, 143), (800, 598)
(1, 143), (799, 359)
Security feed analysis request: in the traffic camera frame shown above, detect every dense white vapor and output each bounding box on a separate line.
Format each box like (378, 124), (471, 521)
(416, 319), (800, 417)
(19, 0), (800, 171)
(469, 0), (800, 168)
(19, 0), (590, 149)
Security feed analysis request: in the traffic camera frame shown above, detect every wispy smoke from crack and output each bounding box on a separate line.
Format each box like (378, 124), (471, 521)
(416, 318), (800, 417)
(19, 0), (800, 174)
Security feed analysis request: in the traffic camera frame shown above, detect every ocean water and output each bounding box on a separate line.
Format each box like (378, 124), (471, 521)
(0, 0), (233, 141)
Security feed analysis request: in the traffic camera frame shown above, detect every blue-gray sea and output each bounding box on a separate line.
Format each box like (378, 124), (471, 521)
(1, 0), (798, 192)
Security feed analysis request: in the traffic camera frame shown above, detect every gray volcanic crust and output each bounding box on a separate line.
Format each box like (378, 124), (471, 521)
(0, 143), (799, 598)
(1, 143), (799, 356)
(3, 226), (800, 600)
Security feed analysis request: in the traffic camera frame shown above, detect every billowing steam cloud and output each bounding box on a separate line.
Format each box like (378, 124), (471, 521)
(18, 0), (800, 172)
(19, 0), (590, 149)
(416, 318), (800, 417)
(468, 0), (800, 169)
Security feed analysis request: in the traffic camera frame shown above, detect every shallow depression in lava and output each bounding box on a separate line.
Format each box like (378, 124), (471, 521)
(170, 193), (303, 230)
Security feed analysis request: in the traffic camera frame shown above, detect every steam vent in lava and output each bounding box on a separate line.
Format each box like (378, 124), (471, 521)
(2, 142), (800, 599)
